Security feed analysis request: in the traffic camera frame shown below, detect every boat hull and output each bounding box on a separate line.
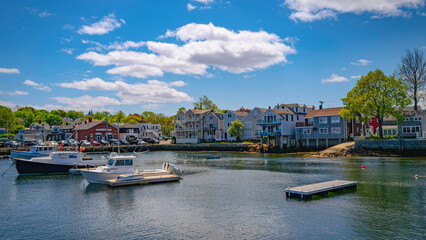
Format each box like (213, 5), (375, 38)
(80, 170), (122, 184)
(15, 159), (76, 175)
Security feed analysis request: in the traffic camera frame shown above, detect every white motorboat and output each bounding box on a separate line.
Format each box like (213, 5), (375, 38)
(80, 154), (182, 185)
(11, 146), (56, 161)
(15, 151), (106, 175)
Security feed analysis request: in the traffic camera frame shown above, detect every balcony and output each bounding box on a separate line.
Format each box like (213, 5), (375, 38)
(257, 120), (281, 125)
(255, 130), (282, 136)
(204, 126), (217, 131)
(296, 122), (314, 127)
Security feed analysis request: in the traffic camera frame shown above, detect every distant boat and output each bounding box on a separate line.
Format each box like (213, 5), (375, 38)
(11, 146), (56, 161)
(15, 151), (106, 175)
(206, 156), (220, 159)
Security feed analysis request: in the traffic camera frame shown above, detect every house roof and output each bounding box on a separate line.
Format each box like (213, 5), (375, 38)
(190, 109), (210, 114)
(230, 110), (249, 117)
(214, 112), (224, 119)
(304, 107), (343, 118)
(117, 123), (140, 129)
(74, 121), (116, 130)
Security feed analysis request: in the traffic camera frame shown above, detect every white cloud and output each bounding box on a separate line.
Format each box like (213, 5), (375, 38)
(23, 80), (52, 92)
(0, 100), (16, 108)
(63, 24), (75, 30)
(351, 59), (372, 66)
(58, 77), (193, 104)
(60, 48), (74, 55)
(78, 14), (124, 35)
(0, 90), (28, 96)
(51, 95), (121, 111)
(77, 23), (296, 78)
(187, 3), (197, 11)
(82, 39), (145, 51)
(350, 75), (362, 79)
(0, 67), (20, 74)
(284, 0), (424, 22)
(340, 67), (346, 71)
(38, 11), (53, 18)
(143, 103), (162, 110)
(321, 73), (348, 83)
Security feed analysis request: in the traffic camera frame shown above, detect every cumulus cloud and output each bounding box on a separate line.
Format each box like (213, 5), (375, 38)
(0, 67), (20, 74)
(51, 95), (121, 111)
(351, 59), (372, 66)
(78, 14), (125, 35)
(58, 77), (193, 104)
(23, 80), (52, 91)
(0, 90), (28, 96)
(284, 0), (424, 22)
(143, 103), (162, 110)
(321, 73), (348, 83)
(77, 23), (295, 78)
(82, 39), (145, 51)
(38, 11), (53, 18)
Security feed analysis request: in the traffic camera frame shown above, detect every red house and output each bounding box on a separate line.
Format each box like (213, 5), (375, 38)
(73, 120), (118, 141)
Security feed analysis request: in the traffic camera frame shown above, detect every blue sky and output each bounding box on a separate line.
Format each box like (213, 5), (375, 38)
(0, 0), (425, 116)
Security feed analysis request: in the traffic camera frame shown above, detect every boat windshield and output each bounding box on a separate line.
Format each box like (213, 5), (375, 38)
(107, 159), (114, 166)
(115, 159), (133, 166)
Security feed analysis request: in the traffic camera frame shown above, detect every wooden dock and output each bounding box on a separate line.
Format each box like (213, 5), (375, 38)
(285, 180), (357, 200)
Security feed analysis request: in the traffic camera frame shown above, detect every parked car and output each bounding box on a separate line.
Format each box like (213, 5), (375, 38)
(48, 141), (59, 147)
(153, 139), (159, 144)
(126, 136), (138, 145)
(68, 139), (77, 145)
(99, 139), (109, 145)
(137, 140), (146, 145)
(109, 139), (119, 144)
(90, 141), (101, 146)
(119, 139), (130, 145)
(0, 141), (6, 148)
(79, 140), (91, 147)
(6, 140), (21, 148)
(143, 138), (155, 144)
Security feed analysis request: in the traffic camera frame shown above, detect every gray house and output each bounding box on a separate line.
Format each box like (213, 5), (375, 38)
(202, 111), (223, 142)
(241, 107), (267, 140)
(398, 109), (425, 138)
(223, 110), (248, 141)
(295, 107), (349, 148)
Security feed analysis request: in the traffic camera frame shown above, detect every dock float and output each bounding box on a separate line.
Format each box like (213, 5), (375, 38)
(285, 180), (357, 200)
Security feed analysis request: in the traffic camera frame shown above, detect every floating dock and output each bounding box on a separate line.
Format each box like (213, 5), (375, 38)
(106, 174), (181, 187)
(285, 180), (357, 200)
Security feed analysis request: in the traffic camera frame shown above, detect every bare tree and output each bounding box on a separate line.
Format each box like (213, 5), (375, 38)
(397, 49), (426, 110)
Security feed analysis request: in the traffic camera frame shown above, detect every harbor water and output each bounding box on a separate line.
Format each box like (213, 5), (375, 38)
(0, 151), (425, 239)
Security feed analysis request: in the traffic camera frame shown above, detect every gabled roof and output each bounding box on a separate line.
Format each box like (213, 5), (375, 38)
(189, 109), (210, 114)
(117, 123), (140, 129)
(304, 107), (342, 118)
(229, 110), (249, 117)
(214, 112), (224, 119)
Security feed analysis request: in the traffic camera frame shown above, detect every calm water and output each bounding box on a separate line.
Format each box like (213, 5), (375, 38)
(0, 151), (425, 239)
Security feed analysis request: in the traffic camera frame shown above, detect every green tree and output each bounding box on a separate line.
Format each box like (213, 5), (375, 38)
(67, 110), (79, 120)
(92, 112), (106, 120)
(193, 95), (220, 112)
(177, 107), (186, 114)
(0, 106), (17, 133)
(396, 48), (425, 111)
(46, 113), (63, 126)
(227, 119), (244, 141)
(341, 69), (411, 138)
(15, 108), (35, 127)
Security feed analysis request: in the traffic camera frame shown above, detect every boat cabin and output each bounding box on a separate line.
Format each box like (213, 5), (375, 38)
(107, 155), (136, 168)
(30, 146), (55, 154)
(41, 151), (84, 164)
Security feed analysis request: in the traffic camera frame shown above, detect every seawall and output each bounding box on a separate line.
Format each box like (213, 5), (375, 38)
(355, 139), (426, 153)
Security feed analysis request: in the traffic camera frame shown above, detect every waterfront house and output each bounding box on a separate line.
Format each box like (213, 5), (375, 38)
(174, 109), (210, 143)
(29, 122), (51, 141)
(140, 123), (162, 140)
(116, 123), (140, 140)
(241, 107), (267, 140)
(15, 128), (36, 143)
(73, 119), (118, 141)
(223, 111), (248, 141)
(256, 107), (306, 148)
(202, 111), (224, 142)
(398, 108), (425, 138)
(46, 125), (73, 141)
(295, 107), (360, 148)
(274, 103), (314, 115)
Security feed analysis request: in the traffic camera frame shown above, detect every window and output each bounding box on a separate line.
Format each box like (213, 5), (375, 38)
(319, 128), (328, 134)
(228, 113), (232, 118)
(90, 134), (93, 141)
(331, 116), (340, 123)
(246, 122), (252, 128)
(228, 123), (231, 127)
(297, 115), (299, 121)
(125, 159), (133, 166)
(319, 117), (327, 124)
(291, 115), (293, 121)
(108, 159), (114, 166)
(414, 117), (422, 121)
(331, 127), (340, 134)
(210, 116), (213, 120)
(303, 129), (311, 134)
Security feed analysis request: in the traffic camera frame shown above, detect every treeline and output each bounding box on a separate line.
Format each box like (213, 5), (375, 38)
(0, 106), (174, 135)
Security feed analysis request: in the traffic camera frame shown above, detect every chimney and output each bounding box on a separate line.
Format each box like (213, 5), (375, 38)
(319, 101), (324, 110)
(85, 120), (87, 124)
(89, 117), (92, 123)
(269, 106), (271, 109)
